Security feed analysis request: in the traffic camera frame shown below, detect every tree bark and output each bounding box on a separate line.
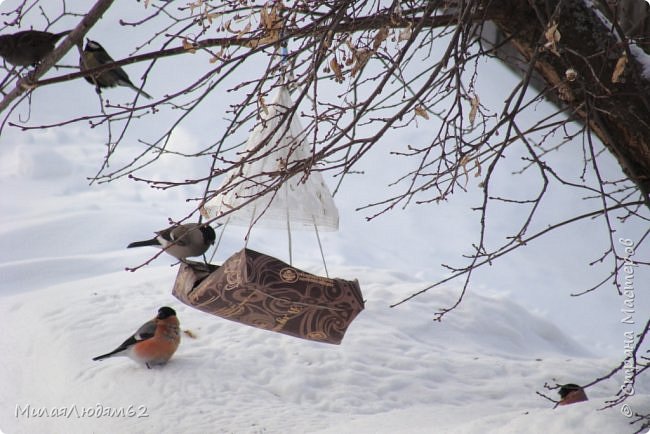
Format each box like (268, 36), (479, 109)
(485, 0), (650, 206)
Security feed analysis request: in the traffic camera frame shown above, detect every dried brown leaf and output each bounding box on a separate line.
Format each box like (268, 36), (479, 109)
(261, 4), (271, 29)
(188, 1), (202, 15)
(544, 21), (561, 56)
(474, 158), (482, 178)
(414, 105), (429, 119)
(373, 26), (390, 52)
(459, 154), (470, 186)
(237, 22), (252, 39)
(209, 48), (224, 64)
(398, 24), (412, 42)
(323, 31), (333, 50)
(248, 34), (280, 49)
(393, 2), (403, 19)
(330, 57), (344, 82)
(469, 94), (480, 126)
(351, 49), (371, 77)
(259, 94), (269, 115)
(612, 53), (627, 83)
(545, 21), (560, 44)
(182, 38), (196, 53)
(345, 38), (356, 54)
(206, 13), (219, 25)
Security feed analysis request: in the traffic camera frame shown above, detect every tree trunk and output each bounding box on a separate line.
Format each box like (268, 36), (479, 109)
(485, 0), (650, 205)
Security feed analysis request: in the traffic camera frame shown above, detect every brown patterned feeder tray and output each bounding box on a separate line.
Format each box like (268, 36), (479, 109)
(172, 248), (364, 345)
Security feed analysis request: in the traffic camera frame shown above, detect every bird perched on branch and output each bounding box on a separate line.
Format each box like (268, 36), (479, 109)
(80, 39), (152, 99)
(127, 223), (216, 260)
(0, 29), (71, 67)
(92, 307), (180, 369)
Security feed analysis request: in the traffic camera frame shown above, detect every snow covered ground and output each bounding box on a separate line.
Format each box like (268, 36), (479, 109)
(1, 123), (649, 434)
(1, 2), (650, 433)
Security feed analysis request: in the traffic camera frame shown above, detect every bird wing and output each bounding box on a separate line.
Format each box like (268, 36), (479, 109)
(92, 46), (115, 68)
(92, 318), (158, 361)
(91, 48), (138, 87)
(155, 226), (175, 243)
(114, 318), (157, 350)
(113, 66), (138, 88)
(131, 318), (158, 343)
(93, 48), (139, 88)
(169, 224), (198, 247)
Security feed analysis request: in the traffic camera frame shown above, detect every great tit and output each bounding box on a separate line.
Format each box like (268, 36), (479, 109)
(80, 39), (152, 99)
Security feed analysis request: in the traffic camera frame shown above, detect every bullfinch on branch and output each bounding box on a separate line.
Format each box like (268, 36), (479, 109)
(127, 223), (216, 261)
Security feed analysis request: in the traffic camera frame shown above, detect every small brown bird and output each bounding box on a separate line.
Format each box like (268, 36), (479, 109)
(92, 307), (180, 369)
(80, 39), (152, 99)
(0, 29), (71, 67)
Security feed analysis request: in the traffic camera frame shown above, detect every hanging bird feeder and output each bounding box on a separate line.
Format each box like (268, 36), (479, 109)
(172, 86), (364, 344)
(172, 249), (363, 345)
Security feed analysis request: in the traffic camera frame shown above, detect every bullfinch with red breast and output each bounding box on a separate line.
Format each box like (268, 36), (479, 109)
(557, 383), (588, 406)
(93, 306), (180, 369)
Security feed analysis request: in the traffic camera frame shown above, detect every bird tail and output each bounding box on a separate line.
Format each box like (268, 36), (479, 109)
(92, 347), (125, 361)
(127, 83), (153, 100)
(127, 238), (159, 248)
(55, 30), (72, 41)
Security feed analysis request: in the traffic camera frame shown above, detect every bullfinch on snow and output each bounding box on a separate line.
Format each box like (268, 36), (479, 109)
(92, 306), (180, 369)
(557, 383), (588, 406)
(127, 223), (216, 261)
